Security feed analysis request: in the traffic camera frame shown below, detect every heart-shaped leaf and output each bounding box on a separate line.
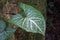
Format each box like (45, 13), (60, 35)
(0, 20), (6, 32)
(9, 3), (46, 35)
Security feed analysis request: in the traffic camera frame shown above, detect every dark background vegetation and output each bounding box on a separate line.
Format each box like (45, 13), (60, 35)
(46, 0), (60, 40)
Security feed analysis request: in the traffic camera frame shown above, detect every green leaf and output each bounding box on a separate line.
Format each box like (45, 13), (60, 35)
(0, 32), (6, 40)
(5, 27), (16, 37)
(9, 3), (46, 35)
(0, 27), (16, 40)
(0, 20), (6, 32)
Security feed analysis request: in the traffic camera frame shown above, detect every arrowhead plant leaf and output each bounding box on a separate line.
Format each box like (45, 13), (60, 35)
(9, 3), (46, 36)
